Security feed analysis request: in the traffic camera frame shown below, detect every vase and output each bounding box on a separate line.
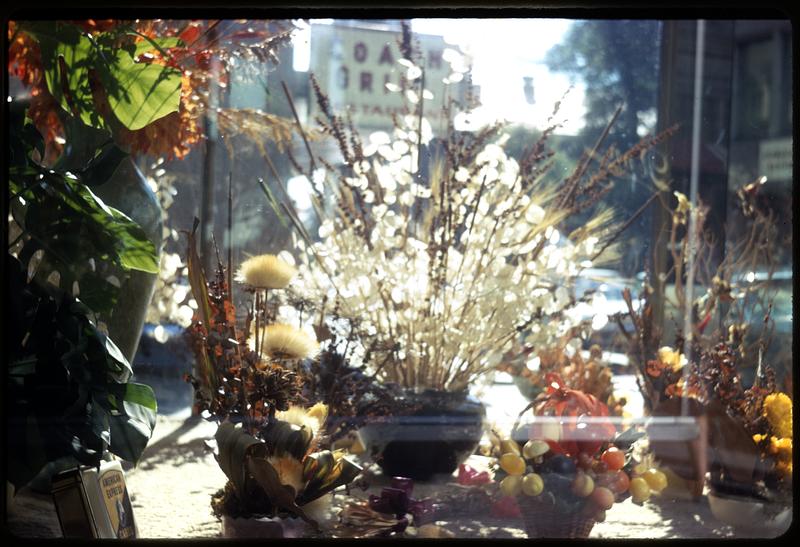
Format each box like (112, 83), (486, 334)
(512, 375), (543, 401)
(358, 389), (486, 481)
(707, 491), (791, 536)
(57, 124), (163, 364)
(89, 157), (163, 363)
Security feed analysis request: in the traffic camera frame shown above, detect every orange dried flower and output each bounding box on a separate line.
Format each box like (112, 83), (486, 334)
(646, 358), (665, 378)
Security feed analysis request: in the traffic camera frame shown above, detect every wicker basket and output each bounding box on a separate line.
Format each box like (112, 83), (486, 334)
(517, 497), (596, 538)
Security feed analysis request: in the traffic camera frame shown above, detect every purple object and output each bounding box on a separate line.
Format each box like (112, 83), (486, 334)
(369, 477), (444, 526)
(409, 498), (432, 526)
(381, 487), (410, 516)
(390, 476), (414, 496)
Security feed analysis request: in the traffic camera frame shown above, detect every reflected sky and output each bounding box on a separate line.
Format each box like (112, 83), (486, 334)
(292, 18), (587, 134)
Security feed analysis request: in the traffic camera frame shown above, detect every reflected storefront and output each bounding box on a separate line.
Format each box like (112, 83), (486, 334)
(5, 13), (793, 540)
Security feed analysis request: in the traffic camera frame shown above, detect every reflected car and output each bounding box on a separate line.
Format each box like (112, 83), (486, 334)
(573, 268), (643, 358)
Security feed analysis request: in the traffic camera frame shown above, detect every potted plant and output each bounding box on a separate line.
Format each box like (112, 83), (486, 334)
(181, 223), (362, 537)
(487, 373), (666, 538)
(6, 95), (159, 495)
(707, 369), (792, 535)
(280, 23), (677, 480)
(8, 19), (299, 361)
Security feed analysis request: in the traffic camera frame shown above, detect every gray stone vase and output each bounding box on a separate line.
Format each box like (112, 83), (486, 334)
(90, 157), (163, 363)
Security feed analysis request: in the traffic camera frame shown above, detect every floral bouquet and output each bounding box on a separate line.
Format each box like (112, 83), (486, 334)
(489, 373), (666, 538)
(649, 342), (792, 521)
(182, 221), (361, 532)
(497, 341), (626, 415)
(285, 23), (677, 396)
(620, 177), (791, 512)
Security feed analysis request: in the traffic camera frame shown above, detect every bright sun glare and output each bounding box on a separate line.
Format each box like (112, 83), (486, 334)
(292, 18), (587, 135)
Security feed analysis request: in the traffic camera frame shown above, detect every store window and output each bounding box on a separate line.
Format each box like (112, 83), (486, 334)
(6, 14), (792, 539)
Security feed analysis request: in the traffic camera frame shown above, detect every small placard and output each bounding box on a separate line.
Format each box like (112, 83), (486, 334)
(51, 460), (138, 539)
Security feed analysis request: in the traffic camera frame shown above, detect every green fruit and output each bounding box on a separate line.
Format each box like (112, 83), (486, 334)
(500, 474), (523, 496)
(522, 473), (544, 496)
(499, 453), (526, 476)
(642, 469), (667, 493)
(523, 439), (550, 459)
(632, 462), (648, 476)
(630, 477), (651, 503)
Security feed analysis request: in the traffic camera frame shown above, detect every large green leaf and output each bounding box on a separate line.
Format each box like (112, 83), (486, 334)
(90, 325), (133, 383)
(66, 178), (159, 274)
(132, 36), (183, 58)
(13, 165), (159, 275)
(73, 272), (121, 317)
(100, 48), (182, 130)
(78, 141), (130, 187)
(104, 203), (160, 273)
(215, 421), (263, 496)
(101, 383), (157, 463)
(24, 21), (107, 130)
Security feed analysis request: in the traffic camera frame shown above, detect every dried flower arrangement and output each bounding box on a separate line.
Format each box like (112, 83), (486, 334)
(496, 341), (626, 416)
(620, 178), (786, 412)
(228, 254), (418, 450)
(619, 179), (792, 511)
(182, 221), (361, 531)
(301, 342), (422, 449)
(282, 23), (679, 394)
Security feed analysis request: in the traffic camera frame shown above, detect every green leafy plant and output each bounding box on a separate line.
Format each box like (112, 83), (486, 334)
(17, 20), (182, 134)
(6, 22), (169, 487)
(6, 253), (157, 489)
(9, 101), (158, 316)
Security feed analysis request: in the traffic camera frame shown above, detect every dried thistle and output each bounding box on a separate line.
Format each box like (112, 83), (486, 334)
(251, 323), (320, 361)
(236, 253), (298, 289)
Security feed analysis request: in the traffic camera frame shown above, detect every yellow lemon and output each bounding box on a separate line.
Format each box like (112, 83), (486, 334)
(499, 453), (526, 476)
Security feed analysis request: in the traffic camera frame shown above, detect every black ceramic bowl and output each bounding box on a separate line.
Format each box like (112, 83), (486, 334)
(358, 389), (486, 481)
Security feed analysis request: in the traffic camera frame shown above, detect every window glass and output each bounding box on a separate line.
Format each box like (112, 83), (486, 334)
(6, 15), (792, 540)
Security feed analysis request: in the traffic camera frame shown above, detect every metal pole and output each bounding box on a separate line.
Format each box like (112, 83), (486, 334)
(200, 25), (220, 275)
(681, 19), (706, 417)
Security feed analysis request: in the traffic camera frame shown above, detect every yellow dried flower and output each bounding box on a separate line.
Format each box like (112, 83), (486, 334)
(253, 323), (319, 360)
(236, 253), (297, 289)
(768, 436), (792, 461)
(764, 393), (793, 439)
(657, 346), (686, 372)
(275, 403), (328, 434)
(753, 433), (768, 444)
(673, 191), (691, 225)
